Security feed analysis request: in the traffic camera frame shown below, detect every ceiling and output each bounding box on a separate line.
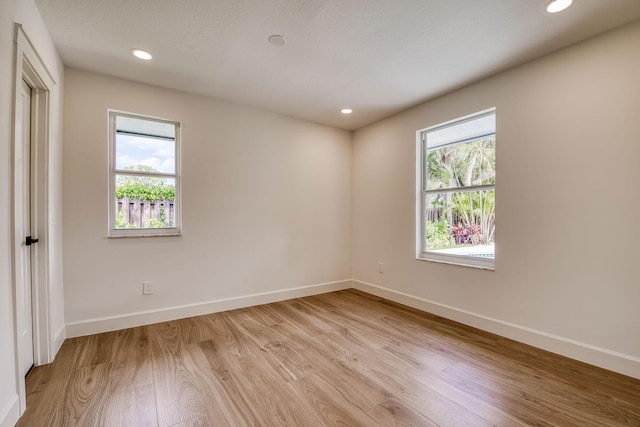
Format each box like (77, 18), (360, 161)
(34, 0), (640, 130)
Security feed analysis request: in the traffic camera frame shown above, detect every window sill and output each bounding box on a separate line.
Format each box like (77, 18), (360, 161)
(107, 230), (182, 238)
(417, 253), (494, 270)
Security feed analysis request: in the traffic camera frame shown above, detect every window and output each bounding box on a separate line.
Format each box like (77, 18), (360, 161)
(108, 111), (181, 237)
(417, 109), (495, 269)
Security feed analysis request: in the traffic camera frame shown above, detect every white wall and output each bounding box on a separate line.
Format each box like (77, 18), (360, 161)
(63, 69), (352, 335)
(1, 0), (64, 425)
(352, 21), (640, 378)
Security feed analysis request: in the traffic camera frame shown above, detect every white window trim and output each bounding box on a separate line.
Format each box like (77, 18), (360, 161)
(108, 110), (182, 237)
(416, 108), (495, 270)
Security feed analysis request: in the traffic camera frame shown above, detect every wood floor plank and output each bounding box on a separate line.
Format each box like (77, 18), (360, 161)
(482, 335), (640, 403)
(368, 398), (440, 427)
(73, 331), (119, 369)
(241, 303), (287, 326)
(277, 298), (338, 333)
(268, 300), (329, 337)
(167, 413), (211, 427)
(363, 361), (494, 426)
(205, 311), (257, 358)
(445, 356), (546, 394)
(228, 354), (326, 426)
(297, 292), (340, 311)
(317, 364), (392, 409)
(16, 338), (84, 427)
(377, 345), (529, 426)
(532, 378), (640, 426)
(17, 289), (640, 427)
(183, 339), (260, 426)
(149, 321), (185, 356)
(229, 314), (316, 382)
(337, 289), (503, 348)
(328, 307), (401, 350)
(282, 297), (390, 353)
(442, 362), (610, 426)
(321, 333), (495, 426)
(153, 336), (206, 427)
(176, 315), (219, 346)
(102, 383), (158, 427)
(108, 326), (154, 393)
(287, 373), (381, 426)
(49, 362), (112, 426)
(380, 341), (458, 373)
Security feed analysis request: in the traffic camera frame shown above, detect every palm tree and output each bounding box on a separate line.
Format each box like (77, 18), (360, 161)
(426, 136), (495, 245)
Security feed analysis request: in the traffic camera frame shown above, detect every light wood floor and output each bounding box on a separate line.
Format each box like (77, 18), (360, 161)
(17, 289), (640, 426)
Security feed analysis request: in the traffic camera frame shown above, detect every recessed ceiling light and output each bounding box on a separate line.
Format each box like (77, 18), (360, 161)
(268, 35), (287, 47)
(341, 108), (353, 114)
(546, 0), (573, 13)
(131, 49), (152, 60)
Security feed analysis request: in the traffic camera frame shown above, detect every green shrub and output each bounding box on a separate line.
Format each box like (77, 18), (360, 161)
(146, 218), (165, 228)
(115, 178), (175, 201)
(115, 166), (175, 201)
(426, 217), (452, 249)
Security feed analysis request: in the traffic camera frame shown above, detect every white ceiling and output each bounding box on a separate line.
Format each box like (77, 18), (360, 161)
(34, 0), (640, 130)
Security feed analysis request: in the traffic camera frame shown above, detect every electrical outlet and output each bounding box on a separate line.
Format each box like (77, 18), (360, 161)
(143, 281), (153, 295)
(378, 262), (384, 273)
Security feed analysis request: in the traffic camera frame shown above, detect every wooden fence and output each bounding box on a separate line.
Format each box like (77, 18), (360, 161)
(116, 198), (175, 228)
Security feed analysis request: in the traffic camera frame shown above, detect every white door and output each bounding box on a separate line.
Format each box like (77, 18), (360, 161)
(16, 78), (34, 376)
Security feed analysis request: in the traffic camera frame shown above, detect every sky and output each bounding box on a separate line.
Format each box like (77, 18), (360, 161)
(115, 134), (175, 173)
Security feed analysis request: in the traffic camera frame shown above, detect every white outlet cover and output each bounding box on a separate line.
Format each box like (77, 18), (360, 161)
(143, 281), (153, 295)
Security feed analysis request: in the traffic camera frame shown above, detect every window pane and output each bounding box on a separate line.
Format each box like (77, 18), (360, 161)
(426, 136), (495, 191)
(115, 133), (176, 173)
(114, 175), (176, 229)
(425, 190), (495, 258)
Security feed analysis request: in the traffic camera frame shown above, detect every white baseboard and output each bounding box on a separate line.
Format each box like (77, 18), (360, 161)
(65, 279), (352, 338)
(0, 394), (19, 427)
(353, 279), (640, 380)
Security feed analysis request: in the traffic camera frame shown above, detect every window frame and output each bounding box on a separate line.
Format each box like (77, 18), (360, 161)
(416, 108), (496, 270)
(108, 110), (182, 237)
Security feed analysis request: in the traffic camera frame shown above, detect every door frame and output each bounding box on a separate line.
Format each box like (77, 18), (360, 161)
(11, 24), (56, 414)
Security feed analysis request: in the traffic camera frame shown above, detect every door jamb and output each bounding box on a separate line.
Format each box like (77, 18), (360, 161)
(11, 23), (56, 414)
